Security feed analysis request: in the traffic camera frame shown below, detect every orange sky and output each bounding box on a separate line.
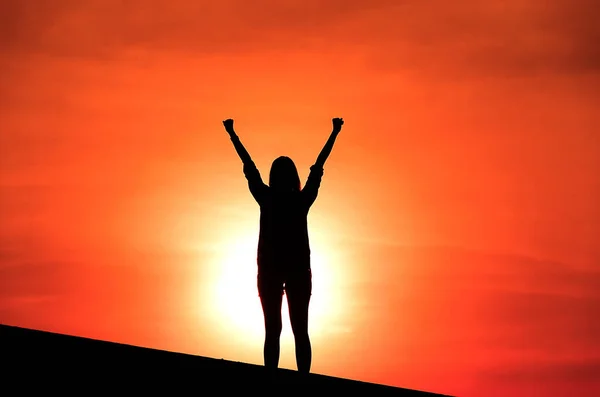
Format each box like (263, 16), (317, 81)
(1, 1), (599, 396)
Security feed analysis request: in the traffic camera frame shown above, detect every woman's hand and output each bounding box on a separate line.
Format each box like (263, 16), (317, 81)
(223, 119), (235, 135)
(332, 117), (344, 133)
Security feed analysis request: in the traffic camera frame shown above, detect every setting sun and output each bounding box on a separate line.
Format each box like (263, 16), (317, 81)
(205, 225), (348, 351)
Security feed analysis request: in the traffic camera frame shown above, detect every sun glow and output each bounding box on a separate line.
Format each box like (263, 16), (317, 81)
(210, 235), (264, 340)
(206, 226), (346, 352)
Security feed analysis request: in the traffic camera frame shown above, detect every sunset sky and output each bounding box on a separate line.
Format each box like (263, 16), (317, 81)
(1, 1), (599, 396)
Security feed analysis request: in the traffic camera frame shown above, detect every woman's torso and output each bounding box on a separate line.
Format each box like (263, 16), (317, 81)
(257, 190), (312, 275)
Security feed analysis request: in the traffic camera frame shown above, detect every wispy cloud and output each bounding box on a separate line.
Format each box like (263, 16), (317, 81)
(2, 0), (598, 78)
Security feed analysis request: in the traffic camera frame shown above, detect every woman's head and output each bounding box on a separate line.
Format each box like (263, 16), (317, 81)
(269, 156), (301, 192)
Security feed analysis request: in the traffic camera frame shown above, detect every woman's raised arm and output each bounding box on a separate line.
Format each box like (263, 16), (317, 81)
(314, 118), (344, 169)
(303, 118), (344, 207)
(223, 119), (253, 165)
(223, 119), (267, 203)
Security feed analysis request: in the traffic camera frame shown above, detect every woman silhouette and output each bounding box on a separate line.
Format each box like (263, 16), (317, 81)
(222, 117), (344, 374)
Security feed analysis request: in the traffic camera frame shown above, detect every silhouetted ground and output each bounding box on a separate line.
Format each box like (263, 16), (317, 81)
(1, 324), (451, 395)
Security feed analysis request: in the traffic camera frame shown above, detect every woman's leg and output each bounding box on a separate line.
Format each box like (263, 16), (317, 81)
(285, 269), (312, 373)
(258, 273), (284, 369)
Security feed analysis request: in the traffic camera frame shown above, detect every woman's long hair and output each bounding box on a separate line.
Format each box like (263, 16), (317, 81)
(269, 156), (301, 192)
